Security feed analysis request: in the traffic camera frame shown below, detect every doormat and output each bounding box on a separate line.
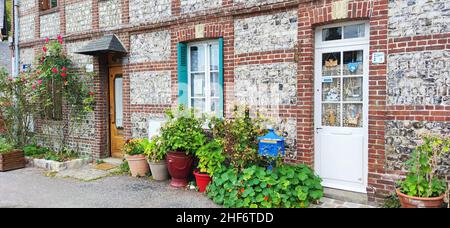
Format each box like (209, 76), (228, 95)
(94, 163), (118, 171)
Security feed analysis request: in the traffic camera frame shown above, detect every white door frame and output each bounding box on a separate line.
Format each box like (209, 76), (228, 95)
(313, 21), (370, 193)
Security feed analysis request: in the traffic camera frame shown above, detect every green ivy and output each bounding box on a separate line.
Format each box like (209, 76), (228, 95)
(207, 164), (323, 208)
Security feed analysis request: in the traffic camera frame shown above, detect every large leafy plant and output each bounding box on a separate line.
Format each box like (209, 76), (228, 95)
(196, 139), (225, 176)
(143, 137), (166, 162)
(399, 134), (449, 198)
(207, 164), (323, 208)
(159, 106), (207, 155)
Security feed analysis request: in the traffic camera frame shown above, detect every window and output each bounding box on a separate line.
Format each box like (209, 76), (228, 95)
(114, 75), (123, 128)
(322, 23), (366, 41)
(40, 0), (58, 11)
(178, 39), (224, 117)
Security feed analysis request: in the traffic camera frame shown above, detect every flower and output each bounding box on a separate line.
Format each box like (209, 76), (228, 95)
(37, 79), (43, 85)
(240, 188), (245, 193)
(51, 68), (58, 73)
(89, 91), (95, 96)
(264, 196), (269, 201)
(60, 72), (67, 77)
(32, 84), (36, 90)
(62, 67), (68, 72)
(57, 35), (63, 44)
(45, 37), (50, 43)
(7, 77), (13, 81)
(40, 56), (46, 62)
(42, 46), (47, 52)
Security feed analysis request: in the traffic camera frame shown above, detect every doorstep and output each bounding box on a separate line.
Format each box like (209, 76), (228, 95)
(312, 197), (376, 208)
(324, 187), (377, 207)
(26, 157), (92, 172)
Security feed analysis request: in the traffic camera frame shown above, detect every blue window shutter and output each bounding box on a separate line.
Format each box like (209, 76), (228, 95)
(178, 42), (188, 107)
(218, 38), (224, 117)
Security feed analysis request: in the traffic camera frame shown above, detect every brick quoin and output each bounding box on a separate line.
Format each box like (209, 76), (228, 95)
(13, 0), (450, 204)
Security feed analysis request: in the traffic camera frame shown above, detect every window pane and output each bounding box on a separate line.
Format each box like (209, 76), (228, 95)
(191, 98), (205, 113)
(211, 98), (220, 116)
(115, 76), (123, 129)
(191, 73), (205, 97)
(322, 27), (342, 41)
(322, 52), (341, 76)
(322, 78), (341, 102)
(343, 50), (363, 75)
(210, 44), (219, 71)
(343, 104), (363, 128)
(343, 77), (363, 102)
(322, 103), (341, 127)
(210, 72), (220, 97)
(190, 46), (205, 72)
(344, 24), (365, 39)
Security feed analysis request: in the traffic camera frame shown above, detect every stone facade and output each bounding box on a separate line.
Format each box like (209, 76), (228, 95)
(388, 0), (450, 38)
(129, 0), (171, 24)
(40, 13), (60, 38)
(131, 113), (166, 139)
(385, 120), (450, 175)
(66, 40), (93, 68)
(99, 0), (122, 29)
(19, 47), (35, 66)
(387, 50), (450, 105)
(129, 30), (171, 63)
(65, 1), (93, 34)
(233, 0), (286, 7)
(130, 71), (171, 105)
(234, 62), (297, 107)
(19, 0), (35, 13)
(180, 0), (221, 14)
(234, 10), (298, 54)
(0, 42), (11, 72)
(19, 14), (35, 42)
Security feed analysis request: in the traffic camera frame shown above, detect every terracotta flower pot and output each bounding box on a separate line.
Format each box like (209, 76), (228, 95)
(126, 154), (150, 177)
(167, 152), (193, 188)
(194, 170), (212, 193)
(396, 188), (445, 208)
(148, 159), (169, 181)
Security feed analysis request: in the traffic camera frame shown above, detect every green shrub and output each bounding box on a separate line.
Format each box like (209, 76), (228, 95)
(207, 164), (323, 208)
(0, 138), (14, 154)
(196, 139), (225, 176)
(143, 137), (166, 163)
(123, 139), (146, 156)
(23, 144), (79, 162)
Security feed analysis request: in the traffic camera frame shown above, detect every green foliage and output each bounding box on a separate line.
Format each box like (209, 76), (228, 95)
(5, 0), (12, 38)
(207, 164), (323, 208)
(382, 194), (401, 208)
(159, 106), (207, 155)
(209, 106), (267, 171)
(196, 139), (225, 176)
(399, 134), (450, 198)
(143, 136), (166, 162)
(0, 137), (14, 154)
(23, 144), (79, 162)
(123, 139), (146, 156)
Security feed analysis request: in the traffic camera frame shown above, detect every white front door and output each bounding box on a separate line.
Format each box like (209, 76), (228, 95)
(314, 22), (370, 193)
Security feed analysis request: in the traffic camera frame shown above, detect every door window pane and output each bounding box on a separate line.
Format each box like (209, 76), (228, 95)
(210, 44), (219, 71)
(191, 73), (205, 97)
(190, 46), (205, 72)
(191, 98), (205, 113)
(322, 78), (341, 102)
(322, 52), (341, 76)
(322, 103), (341, 127)
(322, 27), (342, 41)
(344, 23), (365, 39)
(114, 76), (123, 129)
(343, 77), (363, 102)
(343, 104), (363, 128)
(343, 50), (363, 75)
(210, 72), (220, 97)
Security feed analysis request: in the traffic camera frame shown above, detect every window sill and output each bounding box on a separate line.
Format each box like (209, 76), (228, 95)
(39, 7), (60, 17)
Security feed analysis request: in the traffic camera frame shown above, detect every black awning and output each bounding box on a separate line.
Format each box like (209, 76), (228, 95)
(75, 34), (127, 56)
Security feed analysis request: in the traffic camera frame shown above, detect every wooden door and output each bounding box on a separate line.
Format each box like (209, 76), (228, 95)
(109, 67), (125, 158)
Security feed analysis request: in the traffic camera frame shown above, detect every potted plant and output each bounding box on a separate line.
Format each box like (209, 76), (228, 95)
(123, 139), (150, 177)
(396, 134), (449, 208)
(144, 136), (169, 181)
(160, 106), (207, 188)
(0, 138), (26, 172)
(195, 139), (225, 192)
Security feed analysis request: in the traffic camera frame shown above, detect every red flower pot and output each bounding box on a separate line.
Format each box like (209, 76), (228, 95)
(194, 170), (212, 193)
(167, 152), (193, 188)
(396, 188), (445, 208)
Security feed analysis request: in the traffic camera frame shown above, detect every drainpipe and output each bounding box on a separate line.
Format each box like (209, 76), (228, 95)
(13, 0), (19, 77)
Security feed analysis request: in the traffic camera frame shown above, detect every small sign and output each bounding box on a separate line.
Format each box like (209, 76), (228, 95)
(85, 64), (94, 72)
(372, 52), (385, 64)
(21, 64), (31, 72)
(323, 76), (333, 83)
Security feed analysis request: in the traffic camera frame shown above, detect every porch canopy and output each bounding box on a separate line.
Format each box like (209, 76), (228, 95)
(75, 34), (127, 56)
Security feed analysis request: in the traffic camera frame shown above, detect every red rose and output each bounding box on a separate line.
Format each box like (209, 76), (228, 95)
(89, 91), (95, 96)
(37, 79), (43, 85)
(62, 67), (68, 72)
(57, 35), (63, 44)
(60, 72), (67, 77)
(51, 68), (58, 73)
(32, 84), (36, 90)
(45, 37), (50, 43)
(42, 46), (47, 52)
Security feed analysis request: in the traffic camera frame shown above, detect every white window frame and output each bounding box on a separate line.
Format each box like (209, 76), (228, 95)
(187, 40), (220, 116)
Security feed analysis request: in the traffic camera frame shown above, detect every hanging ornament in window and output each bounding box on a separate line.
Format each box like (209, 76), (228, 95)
(347, 62), (360, 73)
(325, 59), (338, 68)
